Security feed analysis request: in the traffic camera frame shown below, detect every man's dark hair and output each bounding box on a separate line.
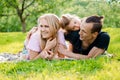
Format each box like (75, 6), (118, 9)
(86, 16), (104, 33)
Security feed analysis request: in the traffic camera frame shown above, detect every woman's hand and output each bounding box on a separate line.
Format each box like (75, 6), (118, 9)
(39, 50), (49, 59)
(46, 50), (54, 60)
(44, 38), (57, 50)
(40, 50), (54, 60)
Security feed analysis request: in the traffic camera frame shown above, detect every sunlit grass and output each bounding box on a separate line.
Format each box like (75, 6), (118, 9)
(0, 42), (23, 53)
(103, 28), (120, 59)
(87, 61), (120, 80)
(0, 32), (26, 53)
(0, 57), (108, 80)
(0, 28), (120, 80)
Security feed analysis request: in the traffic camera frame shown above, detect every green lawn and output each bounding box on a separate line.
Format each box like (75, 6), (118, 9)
(0, 28), (120, 80)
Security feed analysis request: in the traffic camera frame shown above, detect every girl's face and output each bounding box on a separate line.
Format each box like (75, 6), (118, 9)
(39, 19), (53, 39)
(66, 18), (81, 31)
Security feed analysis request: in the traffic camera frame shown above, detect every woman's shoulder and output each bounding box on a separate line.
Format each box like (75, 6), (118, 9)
(31, 30), (40, 39)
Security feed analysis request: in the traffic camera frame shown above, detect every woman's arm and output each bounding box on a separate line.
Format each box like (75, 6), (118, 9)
(28, 50), (39, 60)
(28, 49), (51, 60)
(34, 38), (57, 60)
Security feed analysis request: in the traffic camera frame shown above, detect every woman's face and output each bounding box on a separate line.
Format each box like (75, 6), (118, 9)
(39, 19), (53, 39)
(66, 18), (81, 31)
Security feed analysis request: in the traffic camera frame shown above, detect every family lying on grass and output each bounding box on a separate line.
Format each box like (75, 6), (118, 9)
(0, 13), (111, 62)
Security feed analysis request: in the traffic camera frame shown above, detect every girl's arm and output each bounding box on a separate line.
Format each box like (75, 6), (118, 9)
(67, 42), (73, 51)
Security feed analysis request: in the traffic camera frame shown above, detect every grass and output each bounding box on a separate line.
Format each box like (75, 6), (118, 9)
(0, 28), (120, 80)
(0, 32), (26, 53)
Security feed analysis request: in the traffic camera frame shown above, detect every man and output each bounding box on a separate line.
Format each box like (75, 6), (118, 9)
(58, 16), (110, 59)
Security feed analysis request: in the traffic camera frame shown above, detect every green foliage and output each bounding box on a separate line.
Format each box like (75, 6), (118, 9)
(0, 0), (120, 32)
(61, 0), (120, 28)
(0, 16), (21, 32)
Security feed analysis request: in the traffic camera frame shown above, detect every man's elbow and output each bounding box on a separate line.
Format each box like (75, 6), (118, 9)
(87, 55), (93, 59)
(76, 54), (89, 60)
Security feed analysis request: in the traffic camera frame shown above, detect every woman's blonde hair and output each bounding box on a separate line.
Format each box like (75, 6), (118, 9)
(37, 14), (60, 50)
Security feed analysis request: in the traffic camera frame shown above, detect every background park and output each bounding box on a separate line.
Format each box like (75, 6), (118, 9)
(0, 0), (120, 80)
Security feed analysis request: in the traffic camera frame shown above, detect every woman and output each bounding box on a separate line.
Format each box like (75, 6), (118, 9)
(23, 14), (66, 60)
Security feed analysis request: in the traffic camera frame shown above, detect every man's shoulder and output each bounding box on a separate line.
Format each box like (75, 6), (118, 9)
(94, 32), (110, 50)
(99, 32), (110, 39)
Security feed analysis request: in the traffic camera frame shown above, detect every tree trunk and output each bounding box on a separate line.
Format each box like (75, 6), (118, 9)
(19, 14), (26, 33)
(21, 19), (26, 33)
(17, 8), (26, 33)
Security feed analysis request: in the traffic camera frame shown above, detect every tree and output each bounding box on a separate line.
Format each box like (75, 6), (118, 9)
(1, 0), (119, 32)
(0, 0), (68, 32)
(1, 0), (35, 32)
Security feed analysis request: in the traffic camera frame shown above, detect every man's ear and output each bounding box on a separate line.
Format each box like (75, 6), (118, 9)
(93, 32), (98, 38)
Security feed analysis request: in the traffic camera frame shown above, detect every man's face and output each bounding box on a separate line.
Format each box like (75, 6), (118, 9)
(39, 19), (53, 39)
(79, 21), (94, 41)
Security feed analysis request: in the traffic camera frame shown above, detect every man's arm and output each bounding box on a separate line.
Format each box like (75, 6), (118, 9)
(87, 47), (105, 58)
(58, 44), (105, 60)
(58, 44), (88, 59)
(87, 32), (110, 58)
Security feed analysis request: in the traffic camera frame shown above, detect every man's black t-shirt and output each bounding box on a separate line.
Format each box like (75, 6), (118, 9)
(64, 31), (110, 55)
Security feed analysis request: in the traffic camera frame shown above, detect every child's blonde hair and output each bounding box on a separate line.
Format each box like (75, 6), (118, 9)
(59, 14), (80, 29)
